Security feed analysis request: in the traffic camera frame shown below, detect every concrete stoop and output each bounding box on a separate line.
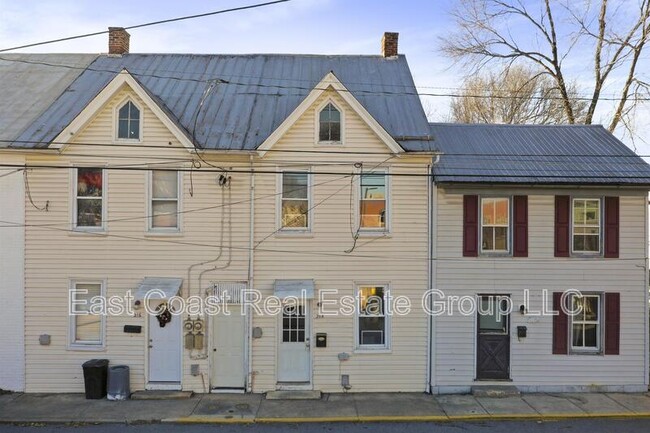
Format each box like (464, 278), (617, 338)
(131, 390), (194, 400)
(471, 385), (520, 398)
(265, 390), (322, 400)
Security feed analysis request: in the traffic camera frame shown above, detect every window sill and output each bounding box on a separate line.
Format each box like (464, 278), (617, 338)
(569, 350), (603, 356)
(68, 344), (106, 352)
(145, 230), (183, 237)
(478, 252), (512, 258)
(357, 230), (391, 238)
(69, 228), (107, 236)
(315, 141), (343, 146)
(353, 348), (392, 354)
(114, 138), (142, 144)
(275, 230), (313, 238)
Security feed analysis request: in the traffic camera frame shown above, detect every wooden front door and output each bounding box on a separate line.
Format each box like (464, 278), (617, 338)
(476, 295), (510, 380)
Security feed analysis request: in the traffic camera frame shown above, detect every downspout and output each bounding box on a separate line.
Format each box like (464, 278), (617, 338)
(425, 163), (432, 393)
(247, 154), (255, 393)
(643, 194), (650, 387)
(428, 153), (441, 393)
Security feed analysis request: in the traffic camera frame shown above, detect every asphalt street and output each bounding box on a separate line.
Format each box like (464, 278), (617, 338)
(2, 420), (650, 432)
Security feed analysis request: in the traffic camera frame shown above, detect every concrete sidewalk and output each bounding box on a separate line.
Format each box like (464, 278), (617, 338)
(1, 392), (650, 424)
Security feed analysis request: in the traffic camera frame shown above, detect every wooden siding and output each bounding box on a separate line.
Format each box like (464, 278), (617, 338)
(433, 186), (648, 390)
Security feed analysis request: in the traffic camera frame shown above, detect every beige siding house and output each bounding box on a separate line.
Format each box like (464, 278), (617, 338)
(0, 31), (439, 393)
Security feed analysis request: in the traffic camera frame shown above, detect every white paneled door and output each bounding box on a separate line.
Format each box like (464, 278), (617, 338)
(277, 303), (311, 383)
(211, 310), (246, 389)
(148, 303), (182, 386)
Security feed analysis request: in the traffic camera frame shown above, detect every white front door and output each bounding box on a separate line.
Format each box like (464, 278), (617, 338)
(277, 303), (311, 383)
(211, 310), (246, 389)
(148, 303), (182, 385)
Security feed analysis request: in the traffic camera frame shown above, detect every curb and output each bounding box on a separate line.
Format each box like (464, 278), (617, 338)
(164, 412), (650, 424)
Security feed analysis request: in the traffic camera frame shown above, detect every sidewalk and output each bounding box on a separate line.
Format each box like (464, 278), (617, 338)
(1, 391), (650, 424)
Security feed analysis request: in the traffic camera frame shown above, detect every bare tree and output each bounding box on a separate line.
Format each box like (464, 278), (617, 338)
(450, 65), (586, 123)
(441, 0), (650, 133)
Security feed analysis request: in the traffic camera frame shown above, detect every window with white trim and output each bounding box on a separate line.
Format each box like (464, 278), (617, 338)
(360, 173), (387, 230)
(481, 197), (509, 253)
(280, 171), (310, 230)
(117, 100), (140, 140)
(74, 168), (104, 230)
(570, 293), (602, 352)
(318, 102), (341, 142)
(572, 198), (601, 253)
(357, 285), (388, 349)
(150, 170), (180, 230)
(70, 282), (104, 348)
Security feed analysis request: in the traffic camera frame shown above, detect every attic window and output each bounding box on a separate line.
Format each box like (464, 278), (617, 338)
(319, 103), (341, 142)
(117, 101), (140, 140)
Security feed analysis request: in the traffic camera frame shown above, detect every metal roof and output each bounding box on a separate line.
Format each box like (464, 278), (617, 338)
(430, 123), (650, 185)
(0, 54), (97, 145)
(9, 53), (433, 151)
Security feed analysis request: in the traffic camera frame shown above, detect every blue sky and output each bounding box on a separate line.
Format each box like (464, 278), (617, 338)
(1, 0), (648, 153)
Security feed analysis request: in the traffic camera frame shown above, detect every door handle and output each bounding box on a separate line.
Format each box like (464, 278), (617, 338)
(305, 337), (310, 349)
(148, 345), (153, 348)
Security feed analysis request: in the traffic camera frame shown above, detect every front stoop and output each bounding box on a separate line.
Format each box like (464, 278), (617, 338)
(131, 390), (194, 400)
(266, 390), (322, 400)
(471, 385), (520, 398)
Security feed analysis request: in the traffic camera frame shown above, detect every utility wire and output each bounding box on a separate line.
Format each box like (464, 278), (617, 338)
(0, 1), (290, 53)
(0, 217), (646, 263)
(1, 163), (649, 179)
(3, 139), (650, 159)
(1, 54), (648, 103)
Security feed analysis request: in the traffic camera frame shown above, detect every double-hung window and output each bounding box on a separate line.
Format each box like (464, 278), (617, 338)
(357, 285), (389, 349)
(280, 171), (310, 230)
(360, 173), (388, 231)
(572, 198), (601, 254)
(74, 168), (104, 230)
(481, 197), (509, 253)
(69, 281), (105, 349)
(570, 294), (601, 352)
(150, 170), (180, 231)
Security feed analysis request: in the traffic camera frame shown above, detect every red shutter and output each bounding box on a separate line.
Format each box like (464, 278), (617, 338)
(513, 195), (528, 257)
(604, 197), (619, 258)
(463, 195), (479, 257)
(552, 292), (568, 354)
(604, 292), (620, 355)
(554, 196), (570, 257)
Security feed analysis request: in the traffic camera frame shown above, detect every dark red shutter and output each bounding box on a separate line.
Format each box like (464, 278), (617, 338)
(552, 292), (568, 354)
(604, 292), (620, 355)
(554, 196), (570, 257)
(463, 195), (479, 257)
(604, 197), (620, 258)
(513, 195), (528, 257)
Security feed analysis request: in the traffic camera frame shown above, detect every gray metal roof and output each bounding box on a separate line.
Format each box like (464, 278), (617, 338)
(0, 54), (97, 145)
(8, 53), (433, 151)
(430, 123), (650, 185)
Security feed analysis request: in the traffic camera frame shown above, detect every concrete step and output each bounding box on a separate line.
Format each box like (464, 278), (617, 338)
(266, 390), (322, 400)
(471, 385), (520, 398)
(130, 390), (193, 400)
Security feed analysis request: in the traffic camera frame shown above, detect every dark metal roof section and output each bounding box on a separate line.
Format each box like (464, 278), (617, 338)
(0, 54), (97, 146)
(10, 53), (433, 152)
(430, 123), (650, 185)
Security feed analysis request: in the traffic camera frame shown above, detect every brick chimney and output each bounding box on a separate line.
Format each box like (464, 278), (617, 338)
(108, 27), (130, 55)
(381, 32), (399, 57)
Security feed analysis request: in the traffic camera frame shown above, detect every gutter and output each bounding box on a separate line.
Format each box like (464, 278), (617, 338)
(246, 154), (255, 393)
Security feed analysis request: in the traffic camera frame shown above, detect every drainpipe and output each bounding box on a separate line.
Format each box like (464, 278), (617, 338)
(645, 196), (649, 389)
(247, 154), (255, 393)
(427, 155), (441, 393)
(425, 163), (432, 393)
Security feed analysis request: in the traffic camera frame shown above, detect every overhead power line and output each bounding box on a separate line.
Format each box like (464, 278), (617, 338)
(0, 1), (290, 53)
(1, 54), (650, 103)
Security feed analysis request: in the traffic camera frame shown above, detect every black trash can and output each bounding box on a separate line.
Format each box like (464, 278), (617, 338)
(107, 365), (130, 400)
(82, 359), (109, 399)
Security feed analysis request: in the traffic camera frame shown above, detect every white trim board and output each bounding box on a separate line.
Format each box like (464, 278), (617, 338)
(52, 69), (195, 152)
(257, 72), (404, 157)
